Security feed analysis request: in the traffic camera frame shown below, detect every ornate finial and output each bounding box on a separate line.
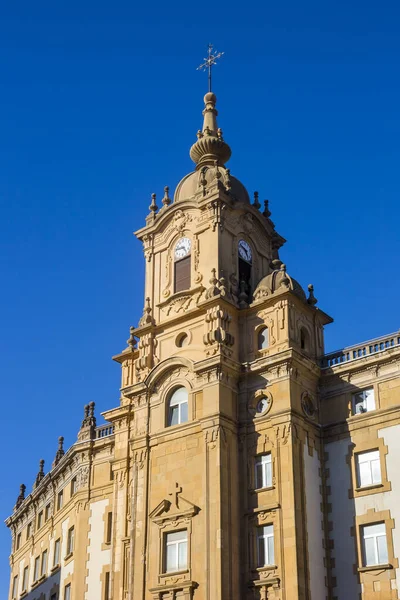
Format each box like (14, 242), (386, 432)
(139, 297), (155, 327)
(81, 404), (89, 427)
(162, 186), (171, 207)
(149, 193), (158, 213)
(14, 484), (26, 511)
(307, 284), (318, 306)
(52, 436), (65, 468)
(263, 199), (271, 218)
(89, 401), (95, 420)
(127, 326), (137, 349)
(197, 43), (224, 93)
(189, 92), (231, 169)
(34, 459), (45, 489)
(253, 191), (261, 209)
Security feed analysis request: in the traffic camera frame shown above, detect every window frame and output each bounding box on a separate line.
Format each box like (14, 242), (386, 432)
(12, 575), (18, 599)
(163, 529), (188, 574)
(22, 566), (29, 592)
(64, 583), (71, 600)
(256, 524), (275, 568)
(45, 503), (51, 522)
(352, 388), (376, 415)
(53, 538), (61, 567)
(15, 532), (21, 551)
(167, 387), (189, 427)
(41, 549), (48, 577)
(254, 453), (273, 490)
(57, 490), (64, 511)
(257, 327), (269, 351)
(361, 522), (388, 567)
(34, 555), (40, 582)
(356, 450), (382, 488)
(66, 526), (75, 556)
(37, 510), (43, 530)
(70, 477), (77, 496)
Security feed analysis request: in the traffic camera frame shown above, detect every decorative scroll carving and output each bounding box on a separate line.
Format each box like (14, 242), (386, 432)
(203, 307), (234, 356)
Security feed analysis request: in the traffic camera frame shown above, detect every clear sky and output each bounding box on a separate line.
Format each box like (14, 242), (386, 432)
(0, 0), (399, 590)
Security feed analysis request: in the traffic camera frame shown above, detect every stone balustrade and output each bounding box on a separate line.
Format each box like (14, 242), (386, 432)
(321, 331), (400, 368)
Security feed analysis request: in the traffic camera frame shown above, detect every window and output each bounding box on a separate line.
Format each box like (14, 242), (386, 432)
(353, 389), (375, 415)
(45, 504), (51, 522)
(67, 526), (74, 555)
(38, 510), (43, 529)
(356, 450), (381, 488)
(300, 328), (309, 351)
(41, 550), (48, 576)
(106, 512), (112, 544)
(174, 237), (191, 293)
(70, 477), (77, 496)
(57, 490), (63, 510)
(26, 522), (32, 540)
(53, 538), (61, 567)
(167, 387), (188, 426)
(104, 571), (110, 600)
(50, 594), (57, 600)
(238, 239), (252, 297)
(15, 533), (21, 551)
(258, 327), (269, 350)
(362, 523), (388, 566)
(164, 530), (188, 573)
(64, 584), (71, 600)
(257, 525), (274, 567)
(255, 454), (272, 489)
(12, 575), (18, 599)
(34, 555), (40, 581)
(22, 566), (29, 591)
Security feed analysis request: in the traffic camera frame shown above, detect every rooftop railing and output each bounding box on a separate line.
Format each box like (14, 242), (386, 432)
(321, 331), (400, 369)
(95, 424), (115, 438)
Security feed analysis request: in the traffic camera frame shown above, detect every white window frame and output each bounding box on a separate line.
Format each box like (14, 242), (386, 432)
(255, 454), (272, 489)
(53, 538), (61, 567)
(12, 575), (18, 599)
(362, 523), (388, 566)
(67, 526), (75, 555)
(64, 583), (71, 600)
(356, 450), (381, 488)
(41, 549), (48, 576)
(34, 555), (40, 581)
(164, 529), (188, 573)
(167, 388), (188, 427)
(257, 525), (274, 567)
(352, 388), (375, 415)
(22, 566), (29, 592)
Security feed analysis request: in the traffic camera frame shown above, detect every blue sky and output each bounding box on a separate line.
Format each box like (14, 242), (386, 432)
(0, 0), (399, 589)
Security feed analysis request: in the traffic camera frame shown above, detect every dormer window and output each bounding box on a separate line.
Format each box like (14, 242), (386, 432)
(238, 239), (252, 296)
(174, 238), (191, 293)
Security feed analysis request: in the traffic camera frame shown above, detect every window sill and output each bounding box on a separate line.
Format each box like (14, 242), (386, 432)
(251, 485), (274, 494)
(20, 591), (28, 599)
(51, 564), (60, 573)
(31, 575), (46, 589)
(64, 552), (74, 563)
(358, 563), (392, 573)
(160, 568), (189, 578)
(355, 483), (384, 493)
(254, 564), (276, 573)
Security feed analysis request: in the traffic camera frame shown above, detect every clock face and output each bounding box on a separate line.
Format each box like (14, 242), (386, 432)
(238, 239), (252, 263)
(256, 397), (269, 415)
(174, 237), (191, 260)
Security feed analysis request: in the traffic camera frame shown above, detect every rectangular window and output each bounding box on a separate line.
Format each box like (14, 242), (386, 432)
(15, 533), (21, 551)
(70, 477), (77, 496)
(106, 512), (112, 544)
(64, 584), (71, 600)
(50, 595), (57, 600)
(255, 454), (272, 489)
(45, 503), (51, 522)
(53, 538), (61, 567)
(257, 525), (274, 567)
(67, 526), (75, 555)
(41, 549), (48, 576)
(353, 388), (375, 415)
(362, 523), (388, 566)
(22, 566), (29, 591)
(104, 571), (110, 600)
(12, 575), (18, 599)
(26, 522), (32, 540)
(38, 510), (43, 530)
(356, 450), (381, 488)
(57, 490), (63, 511)
(174, 256), (191, 293)
(34, 555), (40, 581)
(164, 530), (188, 573)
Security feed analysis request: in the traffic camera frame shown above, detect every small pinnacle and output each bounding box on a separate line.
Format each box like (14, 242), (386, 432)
(149, 193), (158, 213)
(253, 191), (261, 210)
(162, 186), (171, 207)
(263, 199), (271, 218)
(307, 284), (318, 306)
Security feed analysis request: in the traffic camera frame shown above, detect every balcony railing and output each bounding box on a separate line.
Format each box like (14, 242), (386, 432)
(95, 425), (115, 438)
(321, 331), (400, 369)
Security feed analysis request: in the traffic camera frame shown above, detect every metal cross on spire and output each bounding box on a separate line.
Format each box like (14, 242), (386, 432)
(197, 43), (224, 92)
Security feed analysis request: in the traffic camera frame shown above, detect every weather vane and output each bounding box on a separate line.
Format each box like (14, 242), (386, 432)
(197, 43), (224, 93)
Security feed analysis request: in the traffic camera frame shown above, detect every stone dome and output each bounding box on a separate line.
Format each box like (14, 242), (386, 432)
(173, 166), (250, 204)
(253, 261), (307, 302)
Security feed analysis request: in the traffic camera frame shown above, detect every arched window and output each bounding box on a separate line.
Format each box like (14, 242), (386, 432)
(258, 327), (269, 350)
(174, 238), (191, 293)
(167, 387), (188, 427)
(300, 328), (309, 351)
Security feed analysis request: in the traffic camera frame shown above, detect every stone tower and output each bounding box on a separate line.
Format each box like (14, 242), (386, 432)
(106, 90), (333, 600)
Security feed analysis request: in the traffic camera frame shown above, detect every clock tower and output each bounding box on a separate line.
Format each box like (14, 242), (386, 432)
(107, 89), (333, 600)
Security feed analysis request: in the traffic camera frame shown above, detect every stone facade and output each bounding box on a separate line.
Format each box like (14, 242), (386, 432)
(5, 90), (400, 600)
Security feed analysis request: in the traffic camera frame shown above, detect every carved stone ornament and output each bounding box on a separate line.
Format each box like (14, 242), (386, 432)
(248, 389), (273, 419)
(301, 391), (317, 420)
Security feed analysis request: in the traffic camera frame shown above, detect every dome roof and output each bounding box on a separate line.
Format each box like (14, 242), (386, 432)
(253, 261), (307, 302)
(174, 165), (250, 204)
